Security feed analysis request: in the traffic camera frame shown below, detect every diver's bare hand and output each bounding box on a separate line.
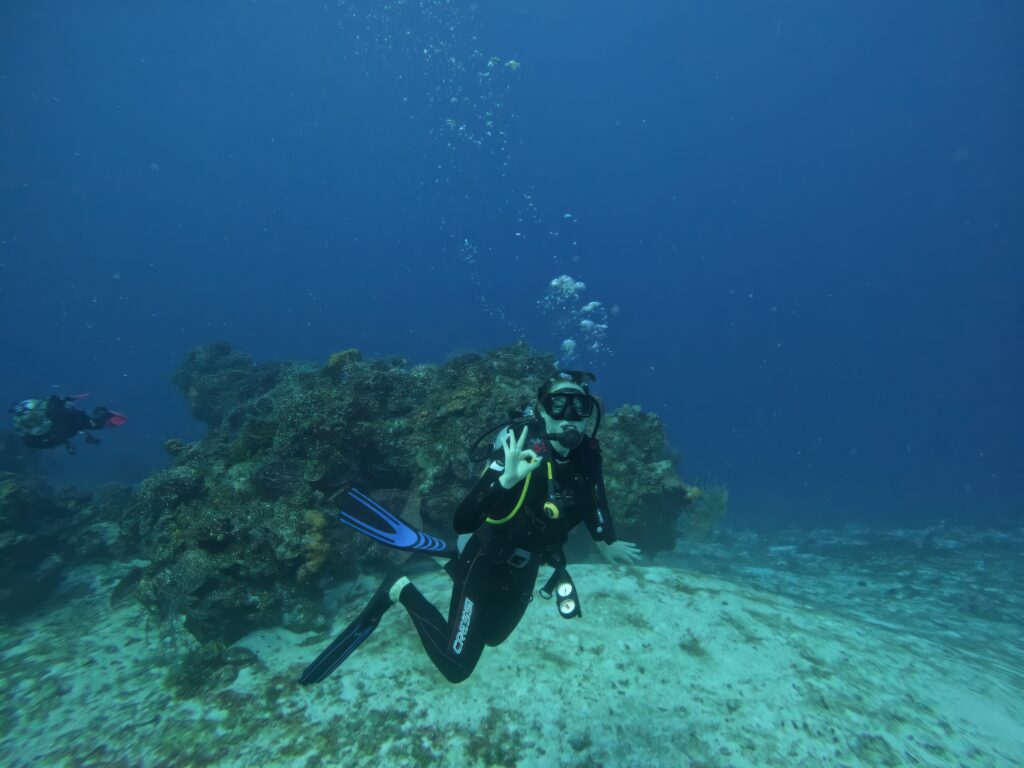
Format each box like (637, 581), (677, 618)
(498, 427), (540, 489)
(598, 539), (643, 565)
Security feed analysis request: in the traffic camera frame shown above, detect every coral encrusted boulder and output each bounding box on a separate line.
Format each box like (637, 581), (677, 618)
(122, 341), (701, 645)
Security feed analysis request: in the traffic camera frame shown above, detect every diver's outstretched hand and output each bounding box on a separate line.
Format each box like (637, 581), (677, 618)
(598, 539), (642, 565)
(498, 427), (541, 489)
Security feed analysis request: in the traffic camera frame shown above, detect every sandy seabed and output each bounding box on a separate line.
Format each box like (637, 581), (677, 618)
(1, 525), (1021, 767)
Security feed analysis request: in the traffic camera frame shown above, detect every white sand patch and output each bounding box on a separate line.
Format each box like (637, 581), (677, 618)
(1, 559), (1021, 767)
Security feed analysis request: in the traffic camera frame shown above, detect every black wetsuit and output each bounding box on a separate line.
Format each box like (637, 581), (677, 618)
(395, 431), (617, 683)
(21, 396), (111, 452)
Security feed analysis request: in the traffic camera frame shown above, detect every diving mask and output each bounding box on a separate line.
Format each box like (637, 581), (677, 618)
(541, 392), (594, 421)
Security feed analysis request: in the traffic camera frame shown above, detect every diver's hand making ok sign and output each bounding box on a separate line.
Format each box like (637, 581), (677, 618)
(498, 426), (541, 489)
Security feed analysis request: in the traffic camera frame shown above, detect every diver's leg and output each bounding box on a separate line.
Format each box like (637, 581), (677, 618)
(482, 560), (540, 647)
(88, 407), (111, 430)
(66, 411), (94, 432)
(396, 541), (490, 683)
(431, 533), (472, 578)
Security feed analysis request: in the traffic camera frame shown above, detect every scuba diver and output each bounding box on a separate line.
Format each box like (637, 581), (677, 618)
(8, 394), (127, 453)
(300, 370), (641, 685)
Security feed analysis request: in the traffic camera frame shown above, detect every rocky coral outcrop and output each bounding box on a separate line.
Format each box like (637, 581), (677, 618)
(124, 341), (709, 645)
(171, 341), (283, 430)
(0, 430), (38, 475)
(596, 405), (690, 550)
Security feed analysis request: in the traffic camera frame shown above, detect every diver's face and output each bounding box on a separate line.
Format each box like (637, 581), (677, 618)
(541, 383), (589, 437)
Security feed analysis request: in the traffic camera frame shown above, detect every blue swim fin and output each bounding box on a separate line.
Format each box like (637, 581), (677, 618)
(298, 577), (394, 684)
(338, 488), (455, 557)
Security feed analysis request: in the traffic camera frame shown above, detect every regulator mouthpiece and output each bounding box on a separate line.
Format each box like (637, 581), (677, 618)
(545, 426), (583, 450)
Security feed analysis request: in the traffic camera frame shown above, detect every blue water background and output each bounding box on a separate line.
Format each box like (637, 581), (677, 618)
(2, 1), (1021, 528)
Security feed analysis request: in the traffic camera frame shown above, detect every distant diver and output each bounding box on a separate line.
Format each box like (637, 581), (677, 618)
(9, 394), (127, 454)
(300, 370), (641, 685)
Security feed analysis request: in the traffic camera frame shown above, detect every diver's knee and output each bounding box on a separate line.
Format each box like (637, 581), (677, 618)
(443, 666), (474, 684)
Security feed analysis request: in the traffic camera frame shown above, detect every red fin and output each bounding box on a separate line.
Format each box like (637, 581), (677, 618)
(68, 393), (91, 401)
(106, 411), (128, 427)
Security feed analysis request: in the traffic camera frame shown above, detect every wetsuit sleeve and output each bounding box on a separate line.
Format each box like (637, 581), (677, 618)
(583, 445), (618, 544)
(453, 459), (522, 533)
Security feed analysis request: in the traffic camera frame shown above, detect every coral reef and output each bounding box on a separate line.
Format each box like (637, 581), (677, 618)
(0, 470), (67, 616)
(0, 430), (38, 475)
(171, 342), (283, 430)
(596, 405), (693, 554)
(681, 482), (729, 538)
(0, 463), (131, 616)
(123, 341), (704, 645)
(166, 641), (258, 697)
